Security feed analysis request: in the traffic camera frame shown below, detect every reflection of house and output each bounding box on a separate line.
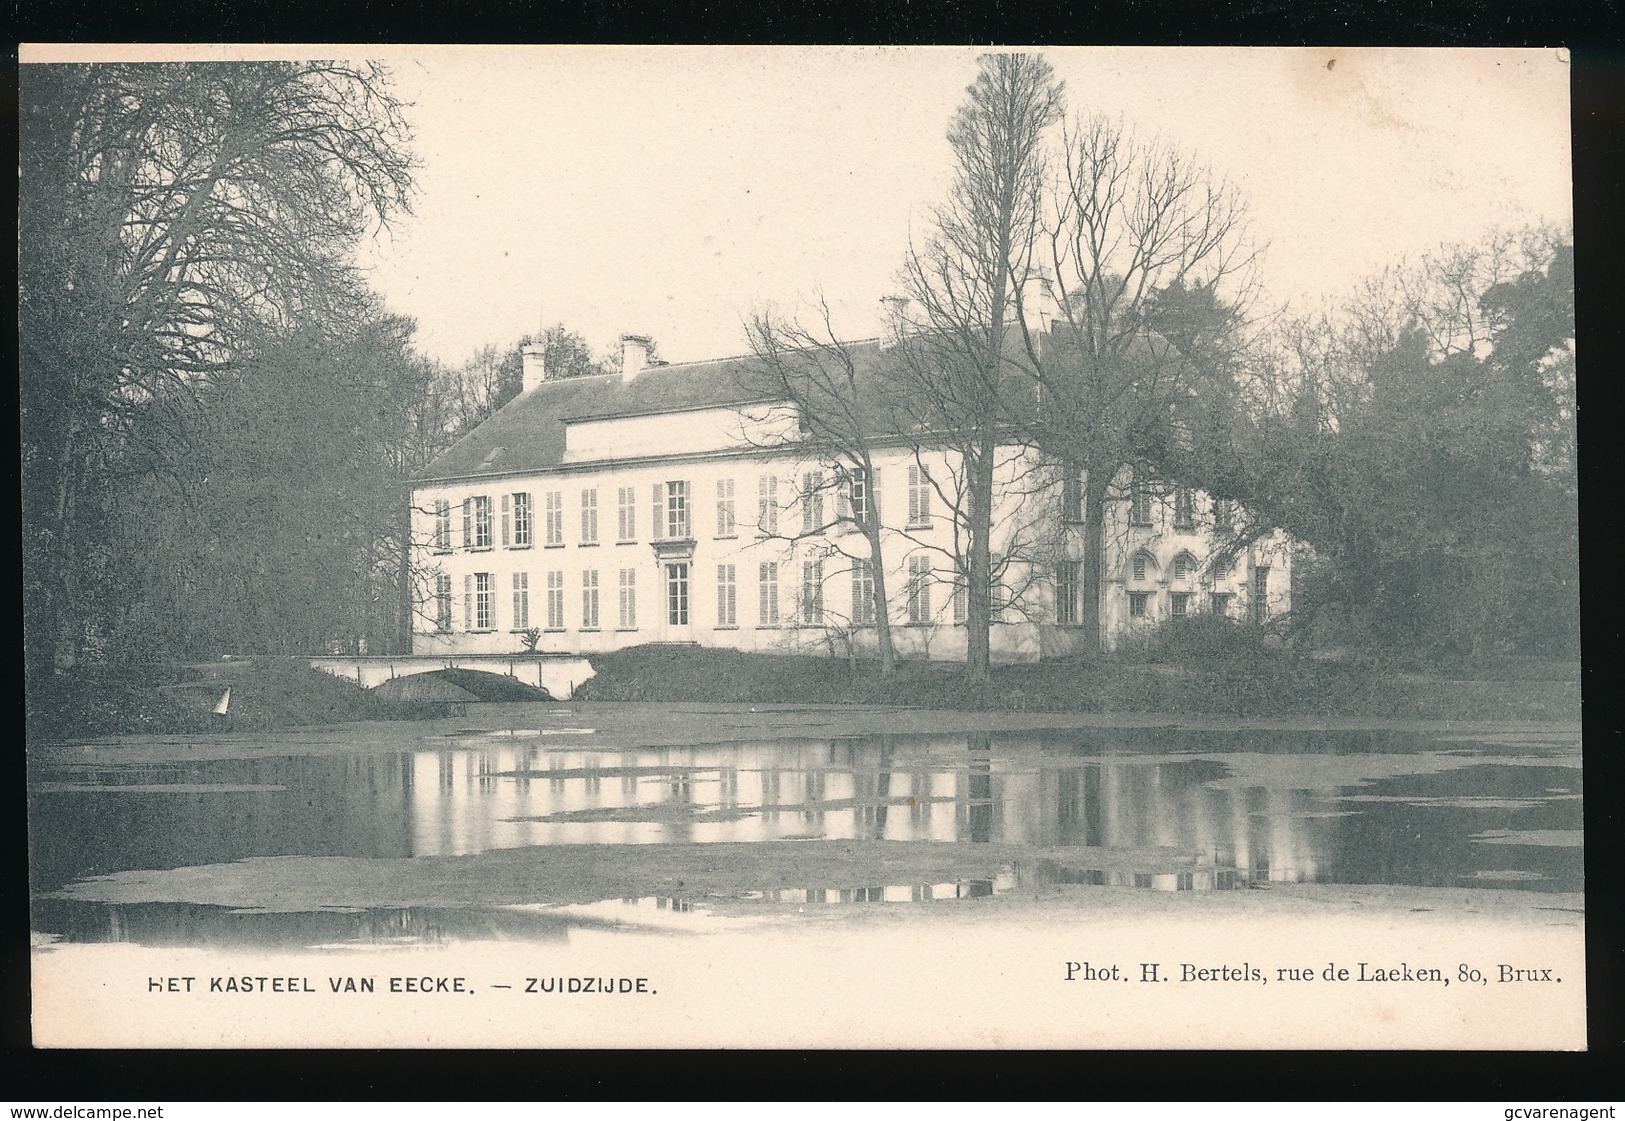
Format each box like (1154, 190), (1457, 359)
(411, 329), (1291, 661)
(404, 734), (1327, 887)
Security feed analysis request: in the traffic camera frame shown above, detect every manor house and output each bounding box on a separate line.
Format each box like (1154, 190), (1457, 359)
(409, 327), (1292, 662)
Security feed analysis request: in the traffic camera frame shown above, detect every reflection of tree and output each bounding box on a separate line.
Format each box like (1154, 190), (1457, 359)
(965, 733), (994, 844)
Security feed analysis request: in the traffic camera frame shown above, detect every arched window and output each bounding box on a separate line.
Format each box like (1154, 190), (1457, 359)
(1129, 550), (1156, 583)
(1171, 552), (1198, 581)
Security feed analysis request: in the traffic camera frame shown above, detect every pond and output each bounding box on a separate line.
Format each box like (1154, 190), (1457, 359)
(28, 705), (1583, 951)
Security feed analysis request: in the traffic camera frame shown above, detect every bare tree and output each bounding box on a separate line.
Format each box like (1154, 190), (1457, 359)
(895, 52), (1065, 682)
(1020, 112), (1260, 653)
(743, 299), (898, 676)
(21, 61), (415, 677)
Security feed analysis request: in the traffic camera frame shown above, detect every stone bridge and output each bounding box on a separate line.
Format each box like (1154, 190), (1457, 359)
(308, 653), (595, 700)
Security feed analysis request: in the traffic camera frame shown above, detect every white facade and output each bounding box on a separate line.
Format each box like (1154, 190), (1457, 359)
(410, 356), (1291, 662)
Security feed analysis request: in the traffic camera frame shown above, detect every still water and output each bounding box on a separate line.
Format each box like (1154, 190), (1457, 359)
(29, 708), (1582, 948)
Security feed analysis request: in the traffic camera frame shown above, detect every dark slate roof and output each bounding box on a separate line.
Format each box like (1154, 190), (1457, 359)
(416, 351), (789, 483)
(415, 333), (1046, 484)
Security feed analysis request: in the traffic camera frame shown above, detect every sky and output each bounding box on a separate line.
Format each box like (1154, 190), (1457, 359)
(26, 44), (1575, 367)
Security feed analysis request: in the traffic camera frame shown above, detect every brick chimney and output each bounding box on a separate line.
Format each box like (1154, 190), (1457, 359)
(520, 342), (549, 392)
(879, 296), (910, 350)
(620, 334), (652, 382)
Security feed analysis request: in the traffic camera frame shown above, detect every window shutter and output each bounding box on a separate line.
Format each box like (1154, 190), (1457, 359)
(501, 494), (511, 546)
(868, 468), (878, 527)
(652, 484), (664, 541)
(462, 499), (472, 548)
(463, 574), (472, 630)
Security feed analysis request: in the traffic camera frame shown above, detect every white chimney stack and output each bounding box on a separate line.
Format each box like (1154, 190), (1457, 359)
(620, 334), (652, 382)
(879, 296), (910, 350)
(520, 342), (549, 392)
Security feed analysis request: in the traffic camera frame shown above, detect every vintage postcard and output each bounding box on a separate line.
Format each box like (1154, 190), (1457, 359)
(22, 44), (1581, 1049)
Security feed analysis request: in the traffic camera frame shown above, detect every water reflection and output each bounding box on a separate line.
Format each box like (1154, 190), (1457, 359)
(396, 738), (1343, 888)
(30, 897), (574, 950)
(30, 726), (1583, 931)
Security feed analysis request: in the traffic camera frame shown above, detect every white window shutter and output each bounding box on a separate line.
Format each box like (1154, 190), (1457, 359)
(652, 484), (664, 541)
(501, 494), (511, 547)
(463, 574), (472, 630)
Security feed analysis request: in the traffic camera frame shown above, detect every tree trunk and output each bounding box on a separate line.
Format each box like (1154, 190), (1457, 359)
(397, 497), (415, 654)
(964, 436), (998, 683)
(47, 418), (87, 673)
(1079, 466), (1112, 656)
(865, 520), (897, 677)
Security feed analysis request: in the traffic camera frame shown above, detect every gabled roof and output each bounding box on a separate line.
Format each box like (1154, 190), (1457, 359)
(416, 352), (786, 483)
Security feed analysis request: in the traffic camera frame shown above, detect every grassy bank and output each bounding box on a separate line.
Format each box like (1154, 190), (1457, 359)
(574, 628), (1581, 722)
(29, 623), (1581, 742)
(24, 658), (536, 743)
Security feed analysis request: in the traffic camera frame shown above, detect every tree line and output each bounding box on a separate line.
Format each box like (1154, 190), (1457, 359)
(19, 61), (619, 690)
(21, 56), (1577, 703)
(747, 53), (1577, 681)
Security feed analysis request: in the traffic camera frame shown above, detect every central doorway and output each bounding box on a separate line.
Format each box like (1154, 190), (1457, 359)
(664, 561), (691, 639)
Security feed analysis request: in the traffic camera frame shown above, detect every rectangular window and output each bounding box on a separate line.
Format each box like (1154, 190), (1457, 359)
(666, 480), (690, 540)
(1252, 566), (1270, 625)
(546, 570), (565, 630)
(433, 500), (452, 552)
(474, 572), (494, 630)
(907, 555), (932, 624)
(544, 492), (563, 546)
(1130, 477), (1153, 527)
(758, 475), (779, 535)
(758, 562), (780, 626)
(1173, 488), (1195, 531)
(800, 559), (824, 625)
(717, 564), (737, 626)
(434, 574), (453, 632)
(1211, 591), (1234, 617)
(617, 486), (637, 542)
(801, 470), (824, 535)
(851, 558), (875, 626)
(580, 489), (598, 544)
(990, 554), (1009, 623)
(1056, 561), (1080, 625)
(1170, 591), (1190, 618)
(843, 467), (870, 524)
(907, 464), (932, 527)
(512, 571), (530, 629)
(466, 495), (493, 549)
(1062, 466), (1085, 523)
(716, 478), (736, 537)
(512, 492), (533, 547)
(1213, 497), (1234, 532)
(1128, 591), (1150, 619)
(666, 562), (690, 626)
(617, 568), (637, 629)
(582, 569), (600, 629)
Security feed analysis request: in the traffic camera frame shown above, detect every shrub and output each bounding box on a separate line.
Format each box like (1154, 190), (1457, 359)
(1113, 615), (1283, 667)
